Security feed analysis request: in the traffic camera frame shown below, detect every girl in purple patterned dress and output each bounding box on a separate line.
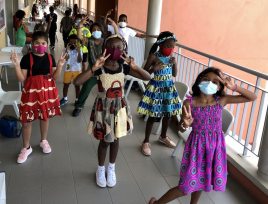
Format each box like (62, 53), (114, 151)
(149, 67), (256, 204)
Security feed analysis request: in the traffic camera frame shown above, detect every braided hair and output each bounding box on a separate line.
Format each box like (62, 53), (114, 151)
(149, 31), (177, 54)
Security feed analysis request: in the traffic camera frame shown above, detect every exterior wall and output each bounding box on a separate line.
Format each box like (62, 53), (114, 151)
(118, 0), (268, 73)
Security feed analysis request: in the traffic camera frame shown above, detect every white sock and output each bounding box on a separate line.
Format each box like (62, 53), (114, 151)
(108, 163), (115, 170)
(64, 97), (68, 100)
(98, 165), (105, 171)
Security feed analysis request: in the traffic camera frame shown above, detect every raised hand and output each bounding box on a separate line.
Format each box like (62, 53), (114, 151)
(106, 9), (113, 17)
(58, 52), (67, 67)
(153, 60), (165, 71)
(93, 49), (110, 71)
(10, 51), (20, 67)
(218, 72), (236, 91)
(170, 56), (176, 65)
(120, 51), (137, 69)
(182, 105), (194, 127)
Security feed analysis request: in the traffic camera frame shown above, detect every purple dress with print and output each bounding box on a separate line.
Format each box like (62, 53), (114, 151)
(178, 97), (227, 194)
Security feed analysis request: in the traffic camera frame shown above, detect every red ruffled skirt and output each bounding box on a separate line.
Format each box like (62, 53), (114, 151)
(20, 75), (61, 123)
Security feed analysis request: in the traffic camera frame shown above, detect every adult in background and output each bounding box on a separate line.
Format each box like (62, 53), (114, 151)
(46, 6), (57, 50)
(60, 9), (73, 47)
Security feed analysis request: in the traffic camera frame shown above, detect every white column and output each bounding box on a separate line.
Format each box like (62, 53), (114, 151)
(258, 105), (268, 181)
(79, 0), (82, 13)
(144, 0), (162, 59)
(69, 0), (71, 7)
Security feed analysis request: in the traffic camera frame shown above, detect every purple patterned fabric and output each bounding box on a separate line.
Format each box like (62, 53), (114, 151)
(178, 97), (227, 194)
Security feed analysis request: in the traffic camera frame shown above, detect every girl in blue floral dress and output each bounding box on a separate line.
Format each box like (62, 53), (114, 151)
(149, 67), (256, 204)
(138, 31), (182, 156)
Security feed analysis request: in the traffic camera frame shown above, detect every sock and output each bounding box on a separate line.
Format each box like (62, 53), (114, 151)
(64, 97), (68, 100)
(98, 165), (105, 171)
(108, 163), (115, 170)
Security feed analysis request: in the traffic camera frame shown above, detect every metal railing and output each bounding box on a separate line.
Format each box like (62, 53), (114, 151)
(128, 31), (268, 158)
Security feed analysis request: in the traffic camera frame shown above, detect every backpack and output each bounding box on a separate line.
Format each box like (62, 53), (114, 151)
(0, 116), (22, 138)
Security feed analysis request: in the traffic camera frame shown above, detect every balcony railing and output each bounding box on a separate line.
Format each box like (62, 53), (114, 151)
(127, 33), (268, 158)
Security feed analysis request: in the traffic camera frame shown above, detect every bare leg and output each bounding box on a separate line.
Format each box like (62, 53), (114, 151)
(109, 139), (119, 163)
(98, 140), (109, 166)
(190, 191), (202, 204)
(143, 117), (155, 143)
(22, 122), (32, 148)
(63, 83), (70, 97)
(75, 85), (80, 99)
(150, 186), (184, 204)
(160, 117), (169, 139)
(40, 120), (49, 141)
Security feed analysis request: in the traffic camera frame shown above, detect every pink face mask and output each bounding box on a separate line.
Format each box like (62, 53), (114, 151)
(32, 45), (47, 54)
(105, 47), (122, 61)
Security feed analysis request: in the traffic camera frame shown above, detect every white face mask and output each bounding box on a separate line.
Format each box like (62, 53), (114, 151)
(198, 81), (218, 95)
(119, 22), (127, 28)
(92, 31), (102, 39)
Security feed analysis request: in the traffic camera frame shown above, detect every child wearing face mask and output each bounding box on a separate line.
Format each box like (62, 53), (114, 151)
(59, 34), (83, 106)
(74, 35), (151, 188)
(72, 23), (104, 117)
(138, 31), (182, 156)
(10, 31), (66, 164)
(148, 67), (257, 204)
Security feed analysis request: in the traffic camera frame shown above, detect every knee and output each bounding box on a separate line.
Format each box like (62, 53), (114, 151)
(99, 140), (109, 149)
(22, 122), (32, 129)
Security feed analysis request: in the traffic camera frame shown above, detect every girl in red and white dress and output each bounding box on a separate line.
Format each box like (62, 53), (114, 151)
(10, 31), (66, 164)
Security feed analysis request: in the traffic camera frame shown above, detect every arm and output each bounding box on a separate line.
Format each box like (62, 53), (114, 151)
(219, 73), (257, 106)
(52, 52), (67, 80)
(178, 99), (193, 132)
(77, 47), (82, 63)
(143, 53), (155, 74)
(170, 57), (177, 77)
(107, 18), (118, 34)
(10, 52), (27, 82)
(125, 57), (151, 80)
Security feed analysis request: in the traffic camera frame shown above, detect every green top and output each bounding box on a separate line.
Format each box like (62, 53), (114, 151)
(15, 26), (26, 47)
(88, 37), (103, 68)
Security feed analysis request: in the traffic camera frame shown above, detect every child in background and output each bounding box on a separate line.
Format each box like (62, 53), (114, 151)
(60, 34), (82, 106)
(10, 31), (66, 164)
(74, 35), (151, 188)
(138, 31), (182, 156)
(46, 6), (57, 50)
(149, 67), (257, 204)
(72, 22), (104, 117)
(60, 9), (73, 47)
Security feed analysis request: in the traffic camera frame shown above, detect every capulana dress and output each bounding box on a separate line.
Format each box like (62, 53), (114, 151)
(87, 65), (133, 143)
(178, 97), (227, 194)
(20, 53), (61, 123)
(137, 51), (181, 118)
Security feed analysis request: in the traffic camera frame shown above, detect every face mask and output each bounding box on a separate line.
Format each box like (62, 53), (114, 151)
(160, 47), (174, 56)
(92, 31), (102, 39)
(75, 19), (81, 26)
(69, 44), (76, 50)
(32, 45), (47, 54)
(106, 47), (122, 61)
(198, 81), (218, 95)
(118, 22), (127, 28)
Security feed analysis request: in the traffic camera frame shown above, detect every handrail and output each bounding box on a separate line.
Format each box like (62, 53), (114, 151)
(129, 26), (268, 80)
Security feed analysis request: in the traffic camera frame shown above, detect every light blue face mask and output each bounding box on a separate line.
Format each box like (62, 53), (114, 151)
(198, 81), (218, 95)
(92, 30), (102, 39)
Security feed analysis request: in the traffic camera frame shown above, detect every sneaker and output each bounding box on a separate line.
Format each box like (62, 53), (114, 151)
(60, 98), (68, 106)
(158, 136), (176, 148)
(17, 147), (32, 164)
(40, 140), (52, 154)
(96, 166), (106, 188)
(141, 142), (151, 156)
(72, 108), (82, 117)
(107, 166), (116, 187)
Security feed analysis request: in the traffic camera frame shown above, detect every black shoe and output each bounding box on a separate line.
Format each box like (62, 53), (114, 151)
(72, 108), (82, 117)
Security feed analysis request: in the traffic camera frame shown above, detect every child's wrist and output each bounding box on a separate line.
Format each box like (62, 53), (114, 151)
(231, 84), (238, 92)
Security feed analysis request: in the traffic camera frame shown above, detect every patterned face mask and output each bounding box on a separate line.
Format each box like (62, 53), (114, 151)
(105, 47), (122, 61)
(198, 81), (218, 95)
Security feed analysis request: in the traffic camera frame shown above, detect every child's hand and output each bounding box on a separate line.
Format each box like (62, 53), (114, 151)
(153, 61), (165, 71)
(58, 52), (67, 67)
(92, 49), (110, 71)
(218, 72), (236, 91)
(106, 9), (113, 17)
(107, 17), (116, 26)
(120, 51), (137, 69)
(182, 105), (193, 127)
(170, 57), (176, 65)
(10, 51), (20, 67)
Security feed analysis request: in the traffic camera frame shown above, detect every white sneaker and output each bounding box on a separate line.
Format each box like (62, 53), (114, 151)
(40, 140), (52, 154)
(96, 166), (106, 188)
(17, 147), (32, 164)
(107, 166), (116, 187)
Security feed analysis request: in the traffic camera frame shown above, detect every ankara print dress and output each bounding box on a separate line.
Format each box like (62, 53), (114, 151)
(20, 53), (61, 123)
(178, 97), (227, 194)
(137, 51), (181, 118)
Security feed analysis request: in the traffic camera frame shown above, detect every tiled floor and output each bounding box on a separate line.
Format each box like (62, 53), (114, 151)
(0, 9), (259, 204)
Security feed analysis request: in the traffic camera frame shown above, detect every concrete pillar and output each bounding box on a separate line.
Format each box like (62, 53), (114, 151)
(257, 106), (268, 181)
(79, 0), (82, 13)
(69, 0), (71, 7)
(144, 0), (162, 59)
